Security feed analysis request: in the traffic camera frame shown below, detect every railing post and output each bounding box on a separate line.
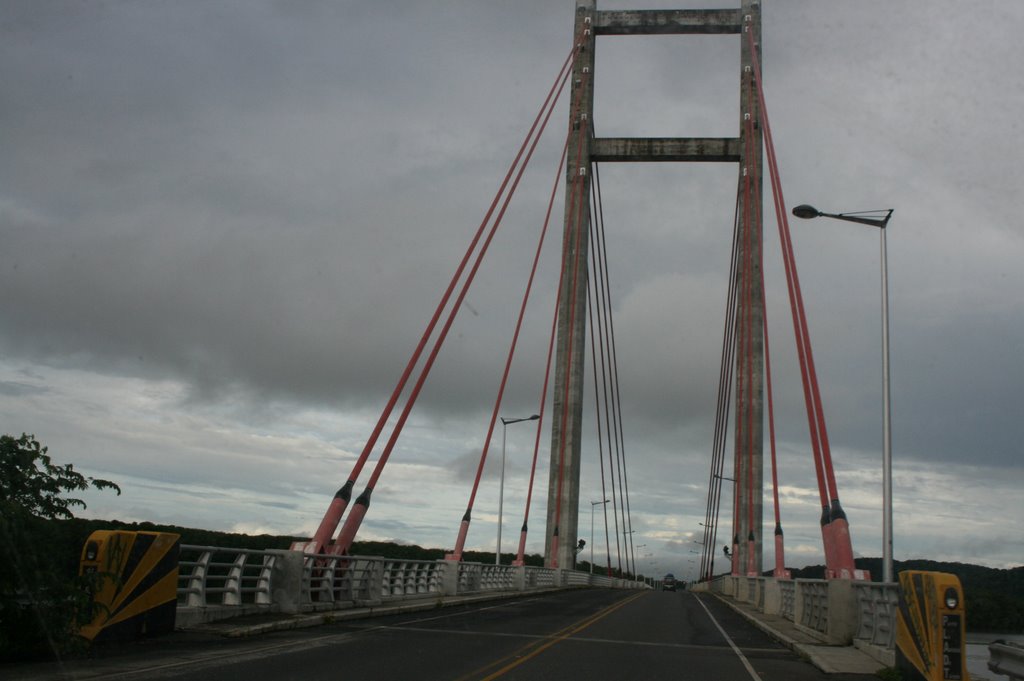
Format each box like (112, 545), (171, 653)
(313, 557), (337, 602)
(826, 578), (858, 645)
(268, 550), (304, 613)
(256, 553), (276, 606)
(438, 559), (459, 596)
(513, 564), (526, 592)
(222, 553), (246, 605)
(762, 577), (781, 615)
(353, 558), (383, 606)
(186, 550), (211, 607)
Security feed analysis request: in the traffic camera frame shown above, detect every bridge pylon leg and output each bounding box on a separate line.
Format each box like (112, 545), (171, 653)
(545, 0), (595, 571)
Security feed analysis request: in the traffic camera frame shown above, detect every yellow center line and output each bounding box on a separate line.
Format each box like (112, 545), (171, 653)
(456, 590), (647, 681)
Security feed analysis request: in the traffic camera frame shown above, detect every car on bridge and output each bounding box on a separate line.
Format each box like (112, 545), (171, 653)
(662, 573), (677, 591)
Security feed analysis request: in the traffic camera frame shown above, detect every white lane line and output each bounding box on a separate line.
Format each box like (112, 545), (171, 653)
(694, 594), (765, 681)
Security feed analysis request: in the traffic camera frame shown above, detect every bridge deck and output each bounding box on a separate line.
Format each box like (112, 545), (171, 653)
(6, 590), (884, 680)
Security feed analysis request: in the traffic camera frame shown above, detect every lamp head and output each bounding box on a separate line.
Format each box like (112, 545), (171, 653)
(792, 204), (821, 219)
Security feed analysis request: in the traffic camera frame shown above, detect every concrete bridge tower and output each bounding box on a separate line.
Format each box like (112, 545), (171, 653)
(545, 0), (764, 573)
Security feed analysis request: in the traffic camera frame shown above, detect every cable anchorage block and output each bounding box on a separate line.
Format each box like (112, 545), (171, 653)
(578, 167), (587, 176)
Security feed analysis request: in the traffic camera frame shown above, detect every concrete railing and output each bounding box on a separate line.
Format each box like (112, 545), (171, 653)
(703, 574), (898, 665)
(779, 579), (795, 620)
(847, 581), (897, 651)
(176, 545), (647, 627)
(989, 641), (1024, 680)
(798, 579), (830, 635)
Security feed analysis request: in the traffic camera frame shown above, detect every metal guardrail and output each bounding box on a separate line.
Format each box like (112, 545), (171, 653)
(178, 544), (280, 607)
(990, 641), (1024, 680)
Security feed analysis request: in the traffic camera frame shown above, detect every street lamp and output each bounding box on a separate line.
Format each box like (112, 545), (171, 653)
(792, 203), (895, 583)
(590, 498), (610, 574)
(496, 415), (540, 565)
(636, 544), (647, 577)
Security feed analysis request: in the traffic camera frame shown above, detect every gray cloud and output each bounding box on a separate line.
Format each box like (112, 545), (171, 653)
(1, 0), (1021, 573)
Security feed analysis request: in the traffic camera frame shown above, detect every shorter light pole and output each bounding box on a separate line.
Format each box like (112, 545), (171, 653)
(590, 498), (609, 574)
(623, 529), (637, 577)
(793, 204), (895, 583)
(496, 414), (540, 565)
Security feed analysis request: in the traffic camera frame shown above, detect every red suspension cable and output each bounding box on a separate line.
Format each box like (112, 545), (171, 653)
(512, 128), (574, 569)
(306, 41), (580, 555)
(447, 61), (574, 562)
(744, 19), (857, 577)
(331, 44), (578, 556)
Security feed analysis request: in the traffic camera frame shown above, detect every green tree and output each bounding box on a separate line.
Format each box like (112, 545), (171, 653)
(0, 433), (120, 661)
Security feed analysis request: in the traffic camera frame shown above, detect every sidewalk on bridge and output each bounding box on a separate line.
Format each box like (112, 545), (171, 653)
(710, 594), (889, 675)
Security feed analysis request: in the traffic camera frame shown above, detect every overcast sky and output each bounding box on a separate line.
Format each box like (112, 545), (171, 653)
(2, 1), (1022, 579)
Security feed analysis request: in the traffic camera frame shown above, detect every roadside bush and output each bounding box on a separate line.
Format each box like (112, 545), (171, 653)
(0, 434), (119, 661)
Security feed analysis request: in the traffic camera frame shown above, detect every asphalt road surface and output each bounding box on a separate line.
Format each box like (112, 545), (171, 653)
(8, 589), (881, 681)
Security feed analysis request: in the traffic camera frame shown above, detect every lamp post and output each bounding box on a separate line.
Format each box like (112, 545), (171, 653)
(622, 529), (637, 577)
(590, 498), (609, 574)
(496, 414), (540, 565)
(636, 544), (647, 577)
(792, 204), (895, 583)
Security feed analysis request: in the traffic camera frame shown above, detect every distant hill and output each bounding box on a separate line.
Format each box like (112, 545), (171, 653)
(789, 558), (1024, 633)
(53, 517), (549, 571)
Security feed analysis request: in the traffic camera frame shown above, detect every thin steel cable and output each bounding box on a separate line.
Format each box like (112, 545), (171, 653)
(700, 167), (743, 580)
(591, 160), (636, 578)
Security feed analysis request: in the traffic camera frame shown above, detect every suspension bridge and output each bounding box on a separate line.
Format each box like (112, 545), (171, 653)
(286, 0), (866, 587)
(49, 2), (979, 679)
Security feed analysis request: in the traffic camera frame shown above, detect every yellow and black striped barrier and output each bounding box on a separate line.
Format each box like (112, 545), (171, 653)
(896, 570), (967, 681)
(78, 530), (180, 642)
